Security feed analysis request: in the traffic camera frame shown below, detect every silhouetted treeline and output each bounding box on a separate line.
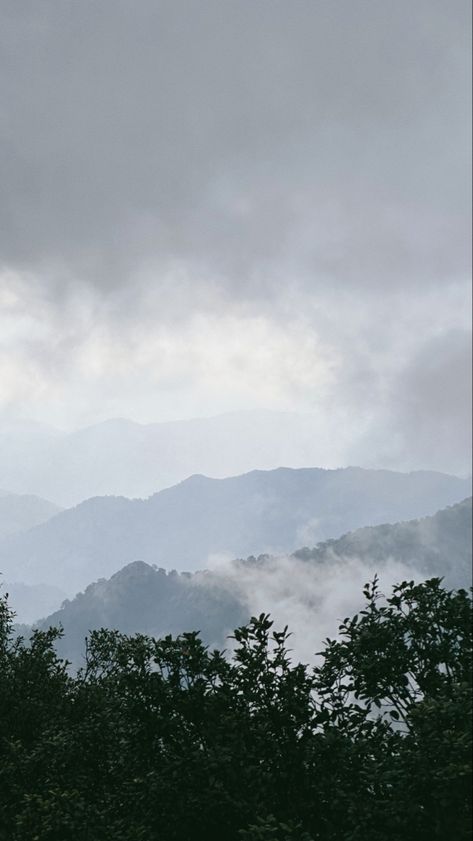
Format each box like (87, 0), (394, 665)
(0, 578), (471, 841)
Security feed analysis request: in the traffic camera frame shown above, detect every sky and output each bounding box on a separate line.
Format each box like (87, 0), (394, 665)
(0, 0), (471, 475)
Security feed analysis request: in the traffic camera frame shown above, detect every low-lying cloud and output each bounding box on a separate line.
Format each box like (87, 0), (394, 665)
(201, 554), (429, 664)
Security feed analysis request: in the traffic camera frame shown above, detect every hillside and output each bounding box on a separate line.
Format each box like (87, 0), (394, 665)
(1, 466), (470, 596)
(30, 498), (472, 665)
(34, 562), (247, 665)
(0, 492), (61, 540)
(295, 496), (473, 586)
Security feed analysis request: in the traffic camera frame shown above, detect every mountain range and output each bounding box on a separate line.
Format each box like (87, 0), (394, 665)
(28, 497), (472, 666)
(0, 410), (443, 507)
(1, 466), (470, 599)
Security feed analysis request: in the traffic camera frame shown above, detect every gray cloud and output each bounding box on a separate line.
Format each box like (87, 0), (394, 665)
(0, 0), (469, 289)
(0, 0), (470, 473)
(383, 328), (472, 474)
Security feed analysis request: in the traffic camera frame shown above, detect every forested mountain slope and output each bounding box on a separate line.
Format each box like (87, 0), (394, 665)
(294, 496), (472, 587)
(32, 562), (247, 665)
(28, 498), (472, 665)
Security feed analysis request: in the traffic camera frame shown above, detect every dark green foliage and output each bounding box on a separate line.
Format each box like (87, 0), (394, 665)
(0, 578), (471, 841)
(313, 577), (472, 840)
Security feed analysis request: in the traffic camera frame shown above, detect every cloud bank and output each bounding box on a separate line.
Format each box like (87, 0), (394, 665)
(0, 0), (470, 474)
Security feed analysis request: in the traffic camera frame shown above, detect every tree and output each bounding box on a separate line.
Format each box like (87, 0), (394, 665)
(0, 578), (471, 840)
(313, 577), (472, 839)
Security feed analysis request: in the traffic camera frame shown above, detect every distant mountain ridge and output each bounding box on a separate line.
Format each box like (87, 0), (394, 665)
(0, 492), (62, 540)
(1, 465), (470, 596)
(0, 410), (342, 505)
(28, 497), (472, 665)
(3, 410), (468, 507)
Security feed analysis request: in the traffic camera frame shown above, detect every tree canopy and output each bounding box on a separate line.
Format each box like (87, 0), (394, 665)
(0, 577), (471, 840)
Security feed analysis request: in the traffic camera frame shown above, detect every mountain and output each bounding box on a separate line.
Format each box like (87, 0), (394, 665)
(0, 409), (437, 507)
(32, 562), (247, 665)
(1, 466), (470, 596)
(0, 492), (62, 539)
(296, 495), (473, 587)
(29, 498), (472, 666)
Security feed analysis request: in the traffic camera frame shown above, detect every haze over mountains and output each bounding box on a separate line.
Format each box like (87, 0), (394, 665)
(28, 497), (472, 666)
(0, 491), (61, 540)
(4, 581), (68, 626)
(1, 410), (460, 508)
(1, 465), (470, 601)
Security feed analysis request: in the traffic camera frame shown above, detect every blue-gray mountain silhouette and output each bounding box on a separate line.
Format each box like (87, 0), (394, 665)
(1, 466), (469, 596)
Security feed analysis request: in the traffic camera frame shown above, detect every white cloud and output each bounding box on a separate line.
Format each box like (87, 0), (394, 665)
(204, 554), (429, 665)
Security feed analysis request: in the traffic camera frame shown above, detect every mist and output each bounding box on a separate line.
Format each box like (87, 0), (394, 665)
(204, 554), (429, 664)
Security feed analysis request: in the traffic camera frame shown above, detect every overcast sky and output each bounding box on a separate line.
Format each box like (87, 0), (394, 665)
(0, 0), (471, 474)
